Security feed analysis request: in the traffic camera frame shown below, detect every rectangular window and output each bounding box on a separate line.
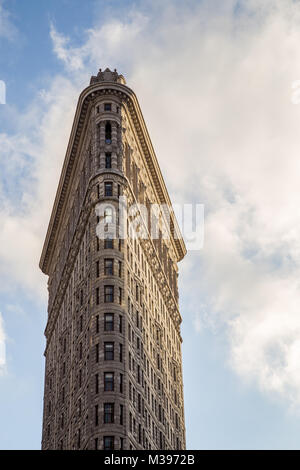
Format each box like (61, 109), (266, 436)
(118, 261), (122, 278)
(104, 372), (114, 391)
(119, 315), (123, 333)
(120, 404), (124, 425)
(104, 237), (113, 249)
(104, 342), (114, 360)
(96, 315), (99, 333)
(119, 287), (122, 305)
(95, 374), (99, 394)
(96, 261), (100, 278)
(105, 182), (113, 197)
(95, 404), (99, 426)
(96, 343), (99, 363)
(103, 436), (114, 450)
(104, 313), (114, 331)
(104, 103), (112, 111)
(120, 373), (123, 393)
(104, 403), (114, 423)
(105, 153), (112, 169)
(96, 287), (100, 305)
(104, 285), (114, 302)
(119, 343), (123, 362)
(104, 259), (114, 276)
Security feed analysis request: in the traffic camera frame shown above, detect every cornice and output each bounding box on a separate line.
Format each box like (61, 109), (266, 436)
(40, 80), (186, 275)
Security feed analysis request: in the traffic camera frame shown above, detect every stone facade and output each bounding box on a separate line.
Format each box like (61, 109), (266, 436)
(40, 68), (187, 450)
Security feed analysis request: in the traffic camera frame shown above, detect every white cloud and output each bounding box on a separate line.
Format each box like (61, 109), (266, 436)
(0, 312), (6, 375)
(3, 0), (300, 408)
(0, 1), (17, 40)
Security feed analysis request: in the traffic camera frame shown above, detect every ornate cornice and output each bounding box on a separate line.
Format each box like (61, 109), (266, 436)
(40, 74), (186, 275)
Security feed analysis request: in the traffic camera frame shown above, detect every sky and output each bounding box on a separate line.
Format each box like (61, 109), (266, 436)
(2, 0), (300, 450)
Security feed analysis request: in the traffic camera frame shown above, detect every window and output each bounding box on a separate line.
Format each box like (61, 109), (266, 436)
(104, 342), (114, 360)
(96, 315), (99, 333)
(96, 287), (100, 305)
(95, 374), (99, 394)
(105, 153), (112, 169)
(104, 103), (112, 111)
(118, 261), (122, 278)
(104, 313), (114, 331)
(105, 182), (113, 197)
(104, 237), (113, 249)
(103, 436), (114, 450)
(119, 343), (123, 362)
(104, 207), (113, 224)
(104, 372), (114, 391)
(105, 285), (114, 302)
(104, 403), (114, 423)
(105, 122), (112, 144)
(96, 343), (99, 363)
(120, 404), (124, 425)
(95, 404), (99, 426)
(96, 261), (100, 278)
(120, 373), (123, 393)
(119, 315), (123, 333)
(119, 287), (122, 305)
(95, 438), (98, 450)
(104, 259), (114, 276)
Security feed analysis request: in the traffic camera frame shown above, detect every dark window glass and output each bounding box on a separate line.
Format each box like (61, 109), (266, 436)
(103, 436), (114, 450)
(105, 182), (113, 197)
(104, 372), (114, 391)
(105, 285), (114, 302)
(95, 374), (99, 394)
(104, 313), (114, 331)
(104, 237), (113, 249)
(104, 103), (112, 111)
(104, 403), (114, 423)
(105, 153), (112, 169)
(120, 404), (124, 425)
(95, 405), (99, 426)
(105, 122), (112, 144)
(104, 259), (114, 276)
(104, 342), (114, 360)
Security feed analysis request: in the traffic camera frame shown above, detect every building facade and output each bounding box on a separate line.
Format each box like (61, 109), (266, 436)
(40, 68), (187, 450)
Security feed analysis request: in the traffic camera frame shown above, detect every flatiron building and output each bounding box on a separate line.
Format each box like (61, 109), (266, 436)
(40, 68), (187, 450)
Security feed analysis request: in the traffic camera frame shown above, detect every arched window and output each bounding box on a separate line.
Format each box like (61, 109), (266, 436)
(105, 122), (112, 144)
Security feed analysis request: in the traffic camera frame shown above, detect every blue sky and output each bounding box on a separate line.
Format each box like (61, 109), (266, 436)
(2, 0), (300, 449)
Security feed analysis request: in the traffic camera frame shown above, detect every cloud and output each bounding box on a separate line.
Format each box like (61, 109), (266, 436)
(0, 1), (17, 40)
(0, 312), (6, 375)
(2, 0), (300, 408)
